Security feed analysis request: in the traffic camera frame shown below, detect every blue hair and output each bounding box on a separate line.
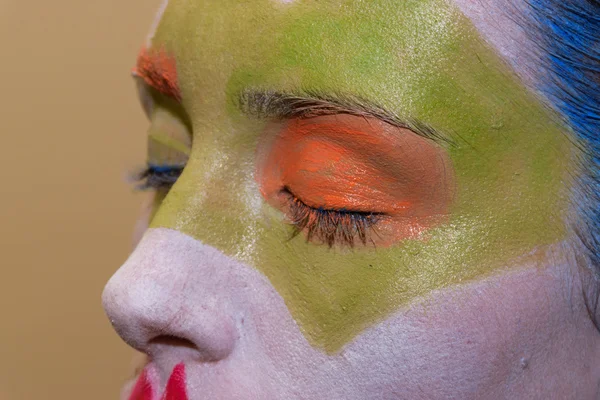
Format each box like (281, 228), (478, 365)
(526, 0), (600, 269)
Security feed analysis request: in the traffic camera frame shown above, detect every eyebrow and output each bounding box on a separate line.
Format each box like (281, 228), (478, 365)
(238, 90), (452, 144)
(132, 48), (182, 102)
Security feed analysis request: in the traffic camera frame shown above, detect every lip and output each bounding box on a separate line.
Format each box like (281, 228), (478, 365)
(129, 363), (188, 400)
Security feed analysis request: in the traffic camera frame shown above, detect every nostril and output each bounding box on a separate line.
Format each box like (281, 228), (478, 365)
(146, 328), (236, 363)
(150, 335), (197, 350)
(147, 334), (206, 363)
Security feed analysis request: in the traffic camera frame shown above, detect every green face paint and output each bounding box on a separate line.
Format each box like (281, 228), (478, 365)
(141, 0), (573, 352)
(145, 85), (192, 166)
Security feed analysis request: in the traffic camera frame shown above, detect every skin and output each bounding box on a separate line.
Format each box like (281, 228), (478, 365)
(145, 0), (571, 351)
(102, 0), (600, 398)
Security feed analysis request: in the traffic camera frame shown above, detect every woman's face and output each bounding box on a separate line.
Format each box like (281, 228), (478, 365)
(103, 0), (600, 398)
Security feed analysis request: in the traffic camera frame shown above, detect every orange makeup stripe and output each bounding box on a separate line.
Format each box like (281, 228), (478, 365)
(134, 47), (181, 102)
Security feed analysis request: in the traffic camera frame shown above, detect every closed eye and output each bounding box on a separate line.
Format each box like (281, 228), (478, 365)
(282, 187), (383, 248)
(132, 164), (185, 190)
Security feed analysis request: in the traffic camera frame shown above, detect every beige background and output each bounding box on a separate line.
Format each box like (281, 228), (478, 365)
(0, 0), (163, 398)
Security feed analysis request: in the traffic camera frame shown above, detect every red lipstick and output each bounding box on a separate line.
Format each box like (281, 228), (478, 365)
(162, 364), (188, 400)
(129, 364), (188, 400)
(129, 369), (153, 400)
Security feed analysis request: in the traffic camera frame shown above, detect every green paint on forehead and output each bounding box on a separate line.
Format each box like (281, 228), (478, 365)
(144, 0), (573, 352)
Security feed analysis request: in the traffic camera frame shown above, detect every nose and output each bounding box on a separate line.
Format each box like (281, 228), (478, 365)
(102, 228), (239, 363)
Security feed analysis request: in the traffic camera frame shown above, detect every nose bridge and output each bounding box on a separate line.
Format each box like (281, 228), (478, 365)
(102, 228), (240, 362)
(149, 130), (263, 255)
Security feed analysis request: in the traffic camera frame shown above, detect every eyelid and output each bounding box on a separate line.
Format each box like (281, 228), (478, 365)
(136, 79), (155, 118)
(282, 186), (386, 216)
(149, 132), (192, 156)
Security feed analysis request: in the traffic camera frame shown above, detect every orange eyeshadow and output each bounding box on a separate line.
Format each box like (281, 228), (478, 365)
(256, 114), (456, 246)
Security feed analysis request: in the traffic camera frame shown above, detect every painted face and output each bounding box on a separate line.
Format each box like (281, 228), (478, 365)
(103, 0), (600, 398)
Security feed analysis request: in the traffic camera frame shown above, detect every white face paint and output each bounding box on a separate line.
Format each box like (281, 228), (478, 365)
(103, 1), (600, 399)
(103, 228), (598, 399)
(450, 0), (540, 87)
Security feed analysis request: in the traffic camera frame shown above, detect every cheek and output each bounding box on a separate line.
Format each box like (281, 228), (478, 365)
(113, 229), (581, 399)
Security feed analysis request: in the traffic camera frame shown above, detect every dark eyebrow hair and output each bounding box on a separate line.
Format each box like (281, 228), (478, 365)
(133, 48), (182, 102)
(238, 90), (452, 144)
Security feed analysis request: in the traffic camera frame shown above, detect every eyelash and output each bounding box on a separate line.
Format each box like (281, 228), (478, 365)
(283, 187), (382, 248)
(131, 167), (380, 247)
(133, 164), (184, 190)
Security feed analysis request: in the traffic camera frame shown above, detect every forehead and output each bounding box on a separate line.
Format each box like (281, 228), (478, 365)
(144, 0), (544, 128)
(148, 0), (533, 80)
(149, 0), (481, 124)
(146, 0), (170, 47)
